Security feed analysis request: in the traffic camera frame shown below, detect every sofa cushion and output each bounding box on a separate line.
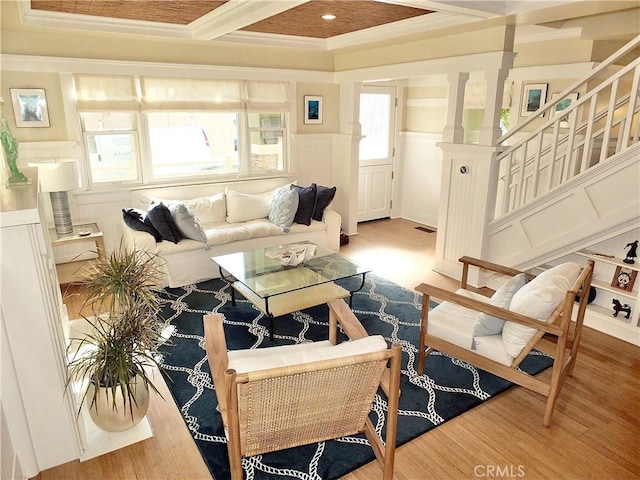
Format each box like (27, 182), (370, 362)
(312, 185), (336, 221)
(122, 208), (162, 242)
(226, 189), (274, 223)
(147, 203), (183, 244)
(269, 184), (299, 232)
(144, 193), (226, 225)
(169, 203), (207, 243)
(426, 289), (490, 350)
(292, 183), (317, 226)
(502, 262), (581, 358)
(183, 193), (226, 225)
(227, 335), (387, 374)
(473, 273), (527, 337)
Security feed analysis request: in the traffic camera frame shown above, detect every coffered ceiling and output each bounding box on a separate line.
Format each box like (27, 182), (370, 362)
(19, 1), (640, 50)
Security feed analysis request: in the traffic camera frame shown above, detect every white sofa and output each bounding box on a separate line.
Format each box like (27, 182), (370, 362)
(120, 177), (341, 288)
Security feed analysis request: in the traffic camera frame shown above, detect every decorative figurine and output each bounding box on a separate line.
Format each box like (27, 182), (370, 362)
(0, 116), (28, 186)
(612, 299), (632, 319)
(623, 240), (638, 264)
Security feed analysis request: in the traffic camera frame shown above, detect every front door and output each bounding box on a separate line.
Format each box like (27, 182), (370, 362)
(357, 86), (396, 222)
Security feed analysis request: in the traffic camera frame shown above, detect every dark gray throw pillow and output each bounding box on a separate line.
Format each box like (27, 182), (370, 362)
(122, 208), (162, 242)
(312, 185), (336, 221)
(146, 203), (183, 244)
(291, 183), (317, 226)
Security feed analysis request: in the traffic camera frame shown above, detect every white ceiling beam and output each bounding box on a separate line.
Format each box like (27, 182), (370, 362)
(374, 0), (502, 18)
(190, 0), (310, 40)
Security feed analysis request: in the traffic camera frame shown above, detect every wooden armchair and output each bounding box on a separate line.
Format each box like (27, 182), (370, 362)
(415, 256), (594, 426)
(203, 300), (402, 480)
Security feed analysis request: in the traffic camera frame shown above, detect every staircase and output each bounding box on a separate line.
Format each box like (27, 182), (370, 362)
(486, 35), (640, 270)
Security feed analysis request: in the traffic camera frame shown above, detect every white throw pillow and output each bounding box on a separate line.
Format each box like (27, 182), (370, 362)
(502, 262), (581, 358)
(225, 189), (275, 223)
(184, 193), (226, 225)
(269, 185), (299, 232)
(473, 273), (527, 338)
(142, 193), (226, 225)
(168, 203), (207, 243)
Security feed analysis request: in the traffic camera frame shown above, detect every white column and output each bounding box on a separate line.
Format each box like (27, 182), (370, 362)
(335, 82), (362, 236)
(433, 144), (501, 282)
(442, 72), (469, 144)
(478, 67), (511, 146)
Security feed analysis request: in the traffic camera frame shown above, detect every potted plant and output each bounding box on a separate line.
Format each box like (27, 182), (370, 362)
(66, 244), (167, 432)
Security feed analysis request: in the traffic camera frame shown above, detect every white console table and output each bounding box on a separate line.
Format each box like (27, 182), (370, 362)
(0, 167), (82, 476)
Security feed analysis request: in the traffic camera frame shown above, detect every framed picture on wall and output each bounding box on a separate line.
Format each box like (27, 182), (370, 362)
(551, 92), (579, 128)
(520, 83), (548, 117)
(611, 265), (637, 292)
(304, 96), (323, 125)
(10, 88), (51, 127)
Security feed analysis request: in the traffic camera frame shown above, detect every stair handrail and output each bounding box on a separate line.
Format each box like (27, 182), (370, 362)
(497, 34), (640, 146)
(494, 35), (640, 218)
(499, 59), (639, 159)
(503, 91), (636, 176)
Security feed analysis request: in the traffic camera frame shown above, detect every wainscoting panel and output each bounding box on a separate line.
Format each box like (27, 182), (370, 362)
(398, 132), (442, 227)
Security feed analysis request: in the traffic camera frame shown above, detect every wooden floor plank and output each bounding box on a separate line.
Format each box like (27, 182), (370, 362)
(35, 218), (640, 480)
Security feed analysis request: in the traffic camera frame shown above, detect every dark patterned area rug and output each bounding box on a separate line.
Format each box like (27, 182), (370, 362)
(157, 275), (552, 480)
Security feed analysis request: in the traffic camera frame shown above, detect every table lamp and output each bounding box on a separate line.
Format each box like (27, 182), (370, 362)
(33, 159), (82, 235)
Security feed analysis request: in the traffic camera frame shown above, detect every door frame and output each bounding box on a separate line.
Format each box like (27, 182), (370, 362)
(357, 81), (405, 222)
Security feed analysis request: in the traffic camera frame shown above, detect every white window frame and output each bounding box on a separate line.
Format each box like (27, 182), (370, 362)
(81, 114), (143, 187)
(76, 77), (292, 187)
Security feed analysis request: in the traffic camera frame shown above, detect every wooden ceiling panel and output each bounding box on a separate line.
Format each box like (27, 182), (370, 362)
(31, 1), (227, 25)
(30, 0), (432, 37)
(241, 0), (433, 38)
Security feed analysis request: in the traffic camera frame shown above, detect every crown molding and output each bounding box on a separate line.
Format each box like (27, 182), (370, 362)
(514, 25), (582, 44)
(326, 12), (479, 50)
(16, 0), (191, 39)
(0, 54), (335, 83)
(219, 31), (327, 50)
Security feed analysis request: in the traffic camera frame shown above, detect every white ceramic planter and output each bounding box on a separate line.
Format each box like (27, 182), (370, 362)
(86, 375), (150, 432)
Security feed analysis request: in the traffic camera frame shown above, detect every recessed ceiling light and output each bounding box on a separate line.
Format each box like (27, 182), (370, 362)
(322, 14), (336, 20)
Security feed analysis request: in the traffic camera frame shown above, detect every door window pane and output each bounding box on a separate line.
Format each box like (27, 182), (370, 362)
(359, 93), (391, 161)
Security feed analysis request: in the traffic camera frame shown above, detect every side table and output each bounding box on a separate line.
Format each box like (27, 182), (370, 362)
(49, 222), (106, 284)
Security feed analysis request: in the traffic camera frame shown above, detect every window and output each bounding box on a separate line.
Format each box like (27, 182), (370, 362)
(75, 75), (291, 186)
(147, 112), (238, 178)
(247, 113), (286, 173)
(81, 112), (140, 185)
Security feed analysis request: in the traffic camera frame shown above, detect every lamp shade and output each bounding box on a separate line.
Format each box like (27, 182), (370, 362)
(31, 159), (82, 192)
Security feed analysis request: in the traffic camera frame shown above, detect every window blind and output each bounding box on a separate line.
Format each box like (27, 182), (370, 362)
(74, 74), (139, 111)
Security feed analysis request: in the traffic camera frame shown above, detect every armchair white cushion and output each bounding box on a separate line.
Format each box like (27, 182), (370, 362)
(503, 263), (581, 358)
(227, 335), (388, 374)
(473, 273), (527, 337)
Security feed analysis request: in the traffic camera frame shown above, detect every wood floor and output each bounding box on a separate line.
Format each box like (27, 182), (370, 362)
(37, 219), (640, 480)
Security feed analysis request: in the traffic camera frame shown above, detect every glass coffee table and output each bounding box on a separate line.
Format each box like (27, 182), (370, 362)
(212, 242), (370, 340)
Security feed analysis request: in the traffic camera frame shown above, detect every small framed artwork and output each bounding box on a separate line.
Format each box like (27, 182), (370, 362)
(520, 83), (548, 117)
(10, 88), (50, 127)
(304, 95), (323, 125)
(551, 92), (579, 128)
(611, 265), (637, 292)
